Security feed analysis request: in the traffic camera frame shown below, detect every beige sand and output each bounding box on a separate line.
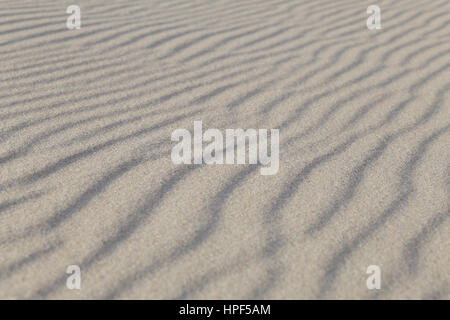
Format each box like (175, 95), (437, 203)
(0, 0), (449, 299)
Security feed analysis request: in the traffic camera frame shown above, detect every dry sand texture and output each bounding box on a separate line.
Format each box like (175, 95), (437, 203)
(0, 0), (449, 299)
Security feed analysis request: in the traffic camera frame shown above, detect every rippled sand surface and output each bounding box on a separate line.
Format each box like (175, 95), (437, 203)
(0, 0), (449, 299)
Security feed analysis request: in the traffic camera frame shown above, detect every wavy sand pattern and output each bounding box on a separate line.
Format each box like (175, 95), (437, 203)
(0, 0), (449, 299)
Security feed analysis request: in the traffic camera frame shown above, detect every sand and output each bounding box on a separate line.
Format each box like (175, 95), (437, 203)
(0, 0), (449, 299)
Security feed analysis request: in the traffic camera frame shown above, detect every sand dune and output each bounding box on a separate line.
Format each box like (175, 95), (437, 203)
(0, 0), (449, 299)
